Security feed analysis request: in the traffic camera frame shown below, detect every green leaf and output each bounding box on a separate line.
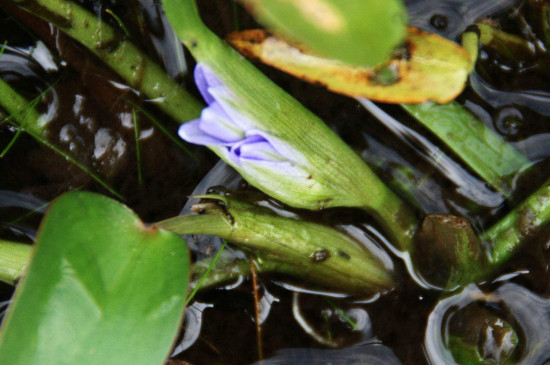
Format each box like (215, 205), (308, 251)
(227, 27), (473, 103)
(402, 102), (529, 194)
(0, 192), (189, 365)
(238, 0), (408, 67)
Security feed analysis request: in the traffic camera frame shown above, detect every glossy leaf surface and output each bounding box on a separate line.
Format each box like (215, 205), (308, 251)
(0, 192), (189, 365)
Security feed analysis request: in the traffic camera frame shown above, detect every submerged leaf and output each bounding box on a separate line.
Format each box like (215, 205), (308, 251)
(0, 192), (189, 365)
(238, 0), (408, 67)
(227, 27), (473, 103)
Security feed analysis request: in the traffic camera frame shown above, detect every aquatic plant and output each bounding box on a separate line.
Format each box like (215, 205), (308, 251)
(1, 0), (550, 364)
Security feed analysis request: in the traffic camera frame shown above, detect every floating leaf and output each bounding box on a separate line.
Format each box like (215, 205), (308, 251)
(237, 0), (408, 67)
(227, 27), (473, 103)
(0, 192), (189, 365)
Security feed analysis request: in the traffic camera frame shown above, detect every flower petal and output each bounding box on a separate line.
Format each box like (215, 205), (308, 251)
(194, 63), (224, 105)
(246, 130), (309, 166)
(207, 86), (258, 130)
(178, 118), (230, 146)
(199, 102), (245, 143)
(230, 135), (284, 162)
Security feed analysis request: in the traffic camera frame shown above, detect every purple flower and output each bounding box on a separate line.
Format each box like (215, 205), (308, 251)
(180, 64), (297, 163)
(179, 64), (314, 202)
(177, 63), (384, 211)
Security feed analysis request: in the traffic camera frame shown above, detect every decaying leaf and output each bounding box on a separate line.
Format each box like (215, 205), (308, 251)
(227, 27), (474, 103)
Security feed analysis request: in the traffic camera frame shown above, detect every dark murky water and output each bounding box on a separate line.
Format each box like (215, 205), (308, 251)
(2, 0), (550, 364)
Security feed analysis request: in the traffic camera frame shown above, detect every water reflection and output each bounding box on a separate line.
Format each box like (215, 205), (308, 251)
(359, 99), (505, 212)
(470, 72), (550, 117)
(426, 283), (550, 364)
(250, 342), (402, 365)
(0, 190), (45, 240)
(172, 301), (213, 356)
(406, 0), (519, 38)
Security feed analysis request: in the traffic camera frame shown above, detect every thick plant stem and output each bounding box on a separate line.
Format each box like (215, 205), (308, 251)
(11, 0), (204, 123)
(402, 102), (529, 196)
(0, 240), (31, 285)
(483, 176), (550, 266)
(0, 78), (45, 137)
(156, 195), (395, 295)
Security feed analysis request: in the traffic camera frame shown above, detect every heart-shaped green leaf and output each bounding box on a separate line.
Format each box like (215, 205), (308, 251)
(0, 191), (189, 365)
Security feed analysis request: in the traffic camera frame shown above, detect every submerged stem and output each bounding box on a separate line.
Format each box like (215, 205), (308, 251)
(11, 0), (204, 123)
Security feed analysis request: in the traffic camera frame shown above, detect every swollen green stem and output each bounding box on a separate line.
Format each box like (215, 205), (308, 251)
(156, 195), (395, 295)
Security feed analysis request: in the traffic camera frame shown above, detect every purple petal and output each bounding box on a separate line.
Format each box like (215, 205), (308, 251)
(245, 130), (308, 166)
(199, 103), (244, 143)
(207, 87), (257, 130)
(194, 63), (224, 105)
(178, 119), (229, 146)
(231, 136), (282, 161)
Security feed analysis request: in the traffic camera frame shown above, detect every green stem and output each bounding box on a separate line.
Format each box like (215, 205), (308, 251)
(11, 0), (204, 123)
(0, 240), (31, 285)
(0, 76), (46, 137)
(414, 178), (550, 287)
(402, 102), (529, 196)
(361, 198), (418, 254)
(156, 196), (395, 295)
(483, 176), (550, 266)
(189, 255), (251, 291)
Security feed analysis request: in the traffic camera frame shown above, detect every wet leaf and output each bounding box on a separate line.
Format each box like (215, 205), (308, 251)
(227, 27), (473, 103)
(237, 0), (408, 67)
(402, 101), (529, 194)
(0, 192), (189, 365)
